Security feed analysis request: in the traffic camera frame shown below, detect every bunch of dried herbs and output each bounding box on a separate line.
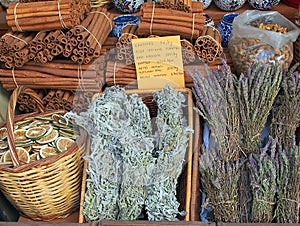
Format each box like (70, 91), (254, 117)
(145, 85), (193, 221)
(275, 144), (300, 223)
(236, 62), (283, 155)
(117, 94), (155, 220)
(248, 137), (277, 223)
(199, 146), (242, 222)
(270, 65), (300, 149)
(191, 63), (241, 161)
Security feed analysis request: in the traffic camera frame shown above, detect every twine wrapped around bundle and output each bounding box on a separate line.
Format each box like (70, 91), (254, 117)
(138, 2), (205, 41)
(61, 7), (114, 64)
(0, 59), (105, 91)
(0, 31), (36, 68)
(6, 0), (90, 32)
(194, 25), (223, 63)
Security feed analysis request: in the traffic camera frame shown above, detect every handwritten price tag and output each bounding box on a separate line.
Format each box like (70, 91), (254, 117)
(132, 35), (185, 90)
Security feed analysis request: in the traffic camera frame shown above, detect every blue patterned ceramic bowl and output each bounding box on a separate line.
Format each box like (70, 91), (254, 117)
(111, 15), (140, 38)
(248, 0), (280, 9)
(113, 0), (143, 13)
(217, 13), (239, 47)
(195, 0), (212, 9)
(214, 0), (246, 11)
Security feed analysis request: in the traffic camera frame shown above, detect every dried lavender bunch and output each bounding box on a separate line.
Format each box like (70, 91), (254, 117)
(270, 65), (300, 149)
(67, 86), (128, 221)
(118, 94), (155, 220)
(199, 146), (242, 222)
(190, 63), (241, 161)
(145, 85), (193, 221)
(275, 144), (300, 223)
(237, 62), (283, 155)
(248, 137), (277, 223)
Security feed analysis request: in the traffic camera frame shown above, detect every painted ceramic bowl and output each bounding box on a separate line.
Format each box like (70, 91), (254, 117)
(217, 13), (239, 47)
(204, 13), (215, 27)
(195, 0), (213, 9)
(214, 0), (246, 11)
(248, 0), (280, 9)
(112, 0), (143, 13)
(111, 15), (140, 38)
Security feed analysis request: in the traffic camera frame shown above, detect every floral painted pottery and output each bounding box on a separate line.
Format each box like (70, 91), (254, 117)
(217, 13), (239, 47)
(111, 15), (140, 38)
(213, 0), (246, 11)
(204, 13), (215, 27)
(196, 0), (213, 9)
(248, 0), (280, 9)
(112, 0), (143, 13)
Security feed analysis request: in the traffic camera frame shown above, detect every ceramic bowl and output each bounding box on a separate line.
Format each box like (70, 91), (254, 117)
(214, 0), (246, 11)
(195, 0), (213, 9)
(110, 15), (140, 38)
(248, 0), (280, 9)
(204, 13), (215, 27)
(112, 0), (143, 13)
(217, 13), (239, 47)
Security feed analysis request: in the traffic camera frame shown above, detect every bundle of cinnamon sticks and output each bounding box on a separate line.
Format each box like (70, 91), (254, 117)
(61, 7), (114, 64)
(194, 25), (223, 63)
(6, 0), (90, 32)
(159, 0), (204, 12)
(0, 58), (105, 91)
(115, 24), (138, 65)
(138, 2), (205, 41)
(0, 31), (36, 68)
(42, 89), (74, 111)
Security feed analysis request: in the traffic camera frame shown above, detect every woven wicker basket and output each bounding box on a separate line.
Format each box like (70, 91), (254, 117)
(78, 88), (201, 223)
(0, 86), (88, 221)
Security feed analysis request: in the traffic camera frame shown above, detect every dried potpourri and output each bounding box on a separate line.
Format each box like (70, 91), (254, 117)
(0, 113), (78, 165)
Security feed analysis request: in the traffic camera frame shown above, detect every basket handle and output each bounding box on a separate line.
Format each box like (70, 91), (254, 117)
(6, 86), (45, 167)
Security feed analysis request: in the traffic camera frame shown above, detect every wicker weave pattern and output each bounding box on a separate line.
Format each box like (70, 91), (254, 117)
(0, 86), (87, 221)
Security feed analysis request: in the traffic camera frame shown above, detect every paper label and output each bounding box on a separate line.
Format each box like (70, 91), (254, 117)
(132, 35), (185, 90)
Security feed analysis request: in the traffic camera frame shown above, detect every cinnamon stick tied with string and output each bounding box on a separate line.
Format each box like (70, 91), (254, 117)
(181, 39), (195, 65)
(61, 7), (114, 64)
(152, 0), (203, 13)
(0, 31), (36, 68)
(0, 58), (104, 91)
(116, 24), (139, 65)
(194, 25), (223, 63)
(6, 0), (90, 32)
(138, 2), (206, 41)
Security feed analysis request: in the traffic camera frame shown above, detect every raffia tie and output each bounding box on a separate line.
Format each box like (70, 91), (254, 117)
(191, 13), (195, 40)
(280, 198), (300, 205)
(11, 67), (19, 88)
(1, 33), (28, 45)
(255, 199), (276, 205)
(77, 64), (86, 91)
(58, 0), (68, 29)
(75, 25), (102, 50)
(13, 3), (22, 32)
(90, 11), (113, 31)
(150, 2), (155, 35)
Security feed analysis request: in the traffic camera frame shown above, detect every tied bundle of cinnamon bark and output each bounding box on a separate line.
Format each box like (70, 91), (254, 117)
(116, 24), (138, 65)
(42, 89), (74, 111)
(159, 0), (204, 12)
(6, 0), (90, 32)
(17, 88), (44, 113)
(0, 58), (105, 91)
(138, 2), (205, 41)
(0, 31), (36, 68)
(29, 30), (66, 63)
(194, 25), (223, 63)
(61, 7), (114, 64)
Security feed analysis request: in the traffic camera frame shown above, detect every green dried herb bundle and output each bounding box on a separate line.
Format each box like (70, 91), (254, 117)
(237, 62), (283, 155)
(248, 137), (277, 223)
(275, 144), (300, 223)
(118, 94), (155, 220)
(191, 63), (241, 161)
(270, 65), (300, 149)
(145, 85), (193, 221)
(199, 146), (242, 222)
(71, 86), (128, 221)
